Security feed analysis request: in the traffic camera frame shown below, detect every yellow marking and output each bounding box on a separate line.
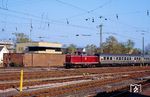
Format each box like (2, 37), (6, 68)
(20, 69), (23, 92)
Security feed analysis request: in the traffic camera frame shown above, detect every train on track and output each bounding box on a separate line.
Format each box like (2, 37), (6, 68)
(64, 54), (150, 68)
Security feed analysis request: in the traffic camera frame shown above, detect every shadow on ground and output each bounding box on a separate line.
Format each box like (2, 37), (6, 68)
(94, 91), (149, 97)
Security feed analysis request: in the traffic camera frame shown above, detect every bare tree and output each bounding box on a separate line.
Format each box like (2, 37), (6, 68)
(13, 33), (31, 43)
(85, 44), (97, 55)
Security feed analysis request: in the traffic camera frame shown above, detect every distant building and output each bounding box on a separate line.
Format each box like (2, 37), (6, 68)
(0, 46), (9, 66)
(0, 41), (14, 53)
(16, 42), (62, 54)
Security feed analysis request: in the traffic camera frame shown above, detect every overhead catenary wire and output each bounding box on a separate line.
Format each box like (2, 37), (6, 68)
(54, 0), (150, 33)
(55, 0), (149, 30)
(0, 2), (148, 32)
(55, 0), (112, 20)
(0, 8), (95, 30)
(55, 0), (87, 12)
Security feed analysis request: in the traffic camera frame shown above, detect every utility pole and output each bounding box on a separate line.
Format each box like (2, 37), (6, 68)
(136, 30), (147, 66)
(99, 24), (103, 54)
(142, 33), (144, 66)
(30, 19), (33, 42)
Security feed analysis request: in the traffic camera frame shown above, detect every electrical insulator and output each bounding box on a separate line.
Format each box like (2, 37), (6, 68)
(147, 10), (149, 16)
(92, 17), (94, 22)
(116, 14), (118, 19)
(76, 34), (79, 36)
(99, 16), (102, 18)
(2, 28), (5, 32)
(85, 19), (88, 21)
(66, 19), (69, 24)
(48, 22), (50, 27)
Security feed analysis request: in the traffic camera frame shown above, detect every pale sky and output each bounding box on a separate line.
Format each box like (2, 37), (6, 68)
(0, 0), (150, 49)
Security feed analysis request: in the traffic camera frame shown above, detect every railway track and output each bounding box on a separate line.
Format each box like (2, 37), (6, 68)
(11, 73), (149, 97)
(0, 66), (149, 81)
(0, 69), (149, 90)
(0, 66), (149, 97)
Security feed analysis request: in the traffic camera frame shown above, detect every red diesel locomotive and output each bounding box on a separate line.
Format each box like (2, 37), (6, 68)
(65, 55), (99, 68)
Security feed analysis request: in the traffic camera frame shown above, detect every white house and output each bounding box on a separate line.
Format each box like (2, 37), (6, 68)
(0, 46), (9, 67)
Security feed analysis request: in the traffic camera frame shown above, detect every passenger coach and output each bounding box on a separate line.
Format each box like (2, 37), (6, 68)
(98, 54), (147, 66)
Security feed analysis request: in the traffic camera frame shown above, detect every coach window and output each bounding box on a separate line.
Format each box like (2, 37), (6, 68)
(127, 57), (129, 60)
(122, 57), (125, 60)
(134, 57), (136, 60)
(122, 57), (123, 60)
(124, 57), (126, 60)
(138, 57), (140, 60)
(104, 57), (106, 60)
(113, 57), (115, 60)
(128, 57), (130, 60)
(107, 57), (109, 60)
(110, 57), (112, 60)
(119, 57), (121, 60)
(135, 57), (137, 60)
(116, 57), (118, 60)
